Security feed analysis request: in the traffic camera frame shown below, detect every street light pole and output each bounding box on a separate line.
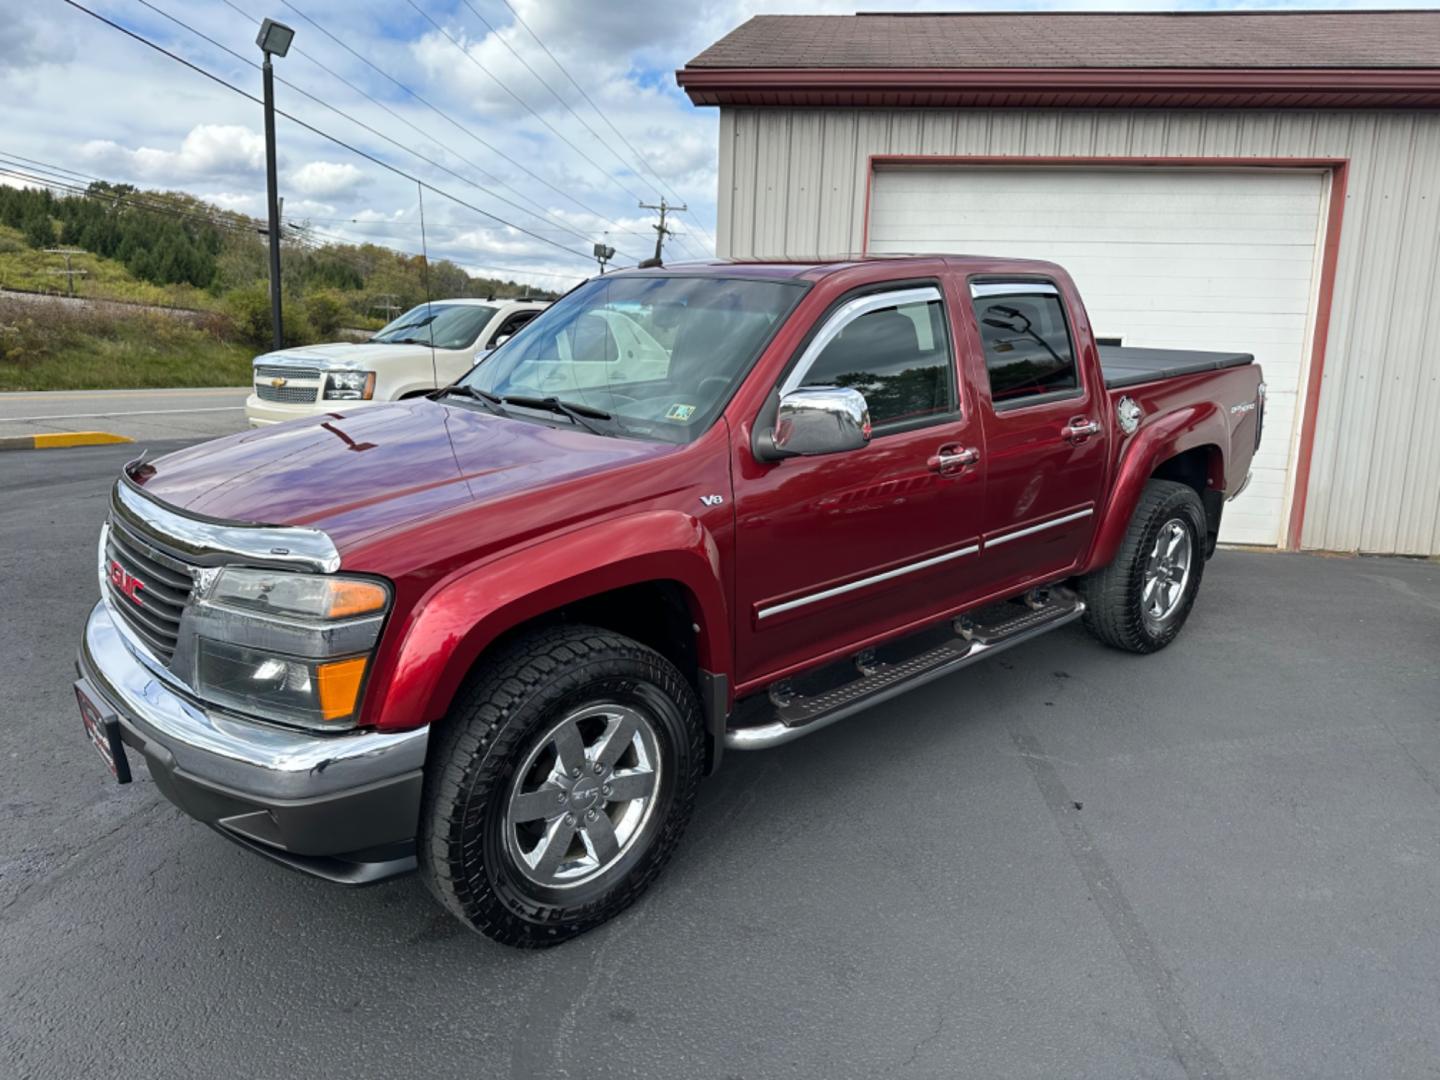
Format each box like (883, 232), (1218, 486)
(255, 18), (295, 352)
(261, 55), (283, 350)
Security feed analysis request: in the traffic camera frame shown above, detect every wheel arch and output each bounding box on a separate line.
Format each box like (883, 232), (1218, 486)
(1086, 404), (1227, 571)
(363, 511), (731, 738)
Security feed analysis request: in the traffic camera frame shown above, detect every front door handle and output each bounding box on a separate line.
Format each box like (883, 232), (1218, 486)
(928, 445), (980, 475)
(1062, 418), (1102, 443)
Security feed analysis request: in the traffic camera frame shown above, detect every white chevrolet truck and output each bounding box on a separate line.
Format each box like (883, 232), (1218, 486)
(245, 298), (548, 426)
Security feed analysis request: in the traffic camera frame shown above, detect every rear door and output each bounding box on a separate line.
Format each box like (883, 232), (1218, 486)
(964, 278), (1108, 594)
(732, 281), (988, 685)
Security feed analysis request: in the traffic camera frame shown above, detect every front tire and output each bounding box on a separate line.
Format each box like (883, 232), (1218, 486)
(419, 625), (704, 948)
(1079, 479), (1207, 654)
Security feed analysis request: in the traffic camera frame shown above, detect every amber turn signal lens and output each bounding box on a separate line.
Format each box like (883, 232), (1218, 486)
(316, 656), (369, 721)
(324, 579), (389, 619)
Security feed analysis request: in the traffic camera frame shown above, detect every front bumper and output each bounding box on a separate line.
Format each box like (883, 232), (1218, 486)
(77, 600), (427, 883)
(244, 393), (322, 427)
(244, 393), (387, 427)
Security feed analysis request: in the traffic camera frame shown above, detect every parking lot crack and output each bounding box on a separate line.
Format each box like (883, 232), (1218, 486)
(1013, 730), (1231, 1080)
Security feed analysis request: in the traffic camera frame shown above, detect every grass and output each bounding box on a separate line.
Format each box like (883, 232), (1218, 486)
(0, 295), (253, 391)
(0, 225), (221, 312)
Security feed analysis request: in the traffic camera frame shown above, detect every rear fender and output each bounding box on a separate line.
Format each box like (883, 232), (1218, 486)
(365, 511), (729, 732)
(1085, 403), (1227, 572)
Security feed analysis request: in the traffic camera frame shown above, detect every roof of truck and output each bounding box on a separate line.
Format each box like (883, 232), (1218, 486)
(613, 255), (1054, 283)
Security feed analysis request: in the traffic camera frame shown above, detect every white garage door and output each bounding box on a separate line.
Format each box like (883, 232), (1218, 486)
(868, 166), (1327, 546)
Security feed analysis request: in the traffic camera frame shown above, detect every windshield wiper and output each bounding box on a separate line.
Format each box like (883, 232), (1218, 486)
(436, 384), (507, 415)
(380, 335), (434, 346)
(501, 395), (614, 435)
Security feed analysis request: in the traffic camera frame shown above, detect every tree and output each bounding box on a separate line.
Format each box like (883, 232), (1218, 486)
(22, 211), (54, 249)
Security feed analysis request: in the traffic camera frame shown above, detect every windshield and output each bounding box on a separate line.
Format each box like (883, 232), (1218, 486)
(458, 275), (804, 443)
(371, 303), (498, 349)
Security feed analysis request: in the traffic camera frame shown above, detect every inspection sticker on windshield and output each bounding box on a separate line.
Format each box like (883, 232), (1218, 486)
(664, 404), (696, 422)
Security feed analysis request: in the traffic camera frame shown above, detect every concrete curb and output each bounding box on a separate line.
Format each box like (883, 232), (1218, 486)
(0, 431), (134, 451)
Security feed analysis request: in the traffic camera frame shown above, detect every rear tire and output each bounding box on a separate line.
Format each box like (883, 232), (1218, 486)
(1079, 480), (1207, 654)
(419, 625), (704, 948)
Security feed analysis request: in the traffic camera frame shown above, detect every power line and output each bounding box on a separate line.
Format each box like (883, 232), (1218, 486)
(130, 0), (619, 258)
(451, 0), (703, 261)
(0, 153), (583, 289)
(496, 0), (718, 254)
(293, 220), (582, 284)
(58, 0), (606, 269)
(402, 0), (653, 210)
(214, 0), (647, 262)
(273, 0), (653, 252)
(0, 160), (266, 237)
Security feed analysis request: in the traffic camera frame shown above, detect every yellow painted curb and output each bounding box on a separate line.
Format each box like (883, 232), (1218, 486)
(0, 431), (134, 451)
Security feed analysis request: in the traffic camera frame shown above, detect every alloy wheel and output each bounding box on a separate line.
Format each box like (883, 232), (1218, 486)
(504, 703), (662, 889)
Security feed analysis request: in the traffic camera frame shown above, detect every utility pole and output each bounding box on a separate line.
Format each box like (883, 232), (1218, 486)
(42, 249), (88, 297)
(638, 198), (685, 268)
(256, 18), (295, 351)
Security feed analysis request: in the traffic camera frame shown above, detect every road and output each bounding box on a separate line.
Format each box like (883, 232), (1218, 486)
(3, 441), (1440, 1079)
(0, 387), (249, 442)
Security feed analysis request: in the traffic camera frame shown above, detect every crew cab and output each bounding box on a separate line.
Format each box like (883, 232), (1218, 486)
(244, 297), (547, 426)
(75, 257), (1264, 947)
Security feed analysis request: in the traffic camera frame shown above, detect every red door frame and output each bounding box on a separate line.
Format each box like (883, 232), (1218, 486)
(859, 154), (1350, 551)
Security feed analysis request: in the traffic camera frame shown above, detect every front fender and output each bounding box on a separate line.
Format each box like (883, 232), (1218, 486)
(363, 511), (729, 732)
(1084, 402), (1227, 572)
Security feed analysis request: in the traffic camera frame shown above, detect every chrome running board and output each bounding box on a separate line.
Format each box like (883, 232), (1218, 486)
(725, 588), (1085, 751)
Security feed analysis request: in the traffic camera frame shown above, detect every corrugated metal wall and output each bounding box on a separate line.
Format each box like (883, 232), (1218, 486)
(716, 108), (1440, 555)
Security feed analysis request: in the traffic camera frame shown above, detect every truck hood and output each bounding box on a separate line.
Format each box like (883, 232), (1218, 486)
(129, 400), (671, 547)
(255, 341), (464, 371)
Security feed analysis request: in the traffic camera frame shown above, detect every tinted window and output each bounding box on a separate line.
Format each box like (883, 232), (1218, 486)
(491, 310), (538, 346)
(801, 297), (954, 426)
(971, 286), (1078, 404)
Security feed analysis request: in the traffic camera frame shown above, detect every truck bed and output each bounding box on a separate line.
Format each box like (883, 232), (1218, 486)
(1099, 345), (1253, 390)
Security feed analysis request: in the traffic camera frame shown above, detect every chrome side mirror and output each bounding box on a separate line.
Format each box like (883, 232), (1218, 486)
(772, 386), (871, 457)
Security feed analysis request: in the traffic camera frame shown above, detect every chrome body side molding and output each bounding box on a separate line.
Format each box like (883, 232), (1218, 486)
(985, 507), (1094, 548)
(757, 544), (980, 620)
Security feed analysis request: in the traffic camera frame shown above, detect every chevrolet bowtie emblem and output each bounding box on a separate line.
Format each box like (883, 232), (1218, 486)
(270, 376), (287, 388)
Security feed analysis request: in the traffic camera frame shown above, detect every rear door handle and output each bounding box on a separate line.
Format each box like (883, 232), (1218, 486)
(1062, 418), (1102, 443)
(928, 445), (980, 475)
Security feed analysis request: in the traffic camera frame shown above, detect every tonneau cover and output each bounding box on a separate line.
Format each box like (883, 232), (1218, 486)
(1099, 346), (1253, 390)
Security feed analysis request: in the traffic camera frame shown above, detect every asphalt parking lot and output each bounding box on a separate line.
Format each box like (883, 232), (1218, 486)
(0, 387), (249, 443)
(3, 440), (1438, 1080)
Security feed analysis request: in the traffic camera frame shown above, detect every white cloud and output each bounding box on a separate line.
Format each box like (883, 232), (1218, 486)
(289, 161), (366, 198)
(81, 124), (265, 181)
(202, 192), (261, 213)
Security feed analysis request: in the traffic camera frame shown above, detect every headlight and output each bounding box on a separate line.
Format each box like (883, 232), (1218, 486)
(186, 567), (391, 730)
(323, 370), (376, 401)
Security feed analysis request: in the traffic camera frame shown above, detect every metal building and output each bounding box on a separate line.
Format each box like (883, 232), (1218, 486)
(678, 10), (1440, 555)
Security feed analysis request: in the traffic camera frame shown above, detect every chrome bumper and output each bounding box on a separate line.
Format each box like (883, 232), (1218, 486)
(78, 600), (427, 881)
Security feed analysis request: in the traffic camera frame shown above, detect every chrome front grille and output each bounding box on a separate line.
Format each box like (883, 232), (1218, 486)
(254, 364), (323, 405)
(255, 364), (321, 380)
(103, 516), (198, 664)
(255, 382), (321, 404)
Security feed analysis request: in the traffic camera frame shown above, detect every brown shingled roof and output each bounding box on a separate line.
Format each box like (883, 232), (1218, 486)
(685, 11), (1440, 70)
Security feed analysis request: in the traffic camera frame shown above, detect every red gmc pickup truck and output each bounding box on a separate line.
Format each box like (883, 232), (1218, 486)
(75, 256), (1264, 947)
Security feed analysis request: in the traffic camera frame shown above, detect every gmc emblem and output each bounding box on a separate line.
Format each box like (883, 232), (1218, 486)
(109, 560), (145, 606)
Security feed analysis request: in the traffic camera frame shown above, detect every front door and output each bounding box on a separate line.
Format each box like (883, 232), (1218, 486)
(733, 283), (988, 686)
(965, 278), (1108, 595)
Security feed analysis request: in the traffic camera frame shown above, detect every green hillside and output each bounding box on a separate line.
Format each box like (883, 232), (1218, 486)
(0, 181), (559, 390)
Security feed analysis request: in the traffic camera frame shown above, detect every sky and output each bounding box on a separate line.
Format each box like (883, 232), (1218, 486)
(2, 0), (1437, 290)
